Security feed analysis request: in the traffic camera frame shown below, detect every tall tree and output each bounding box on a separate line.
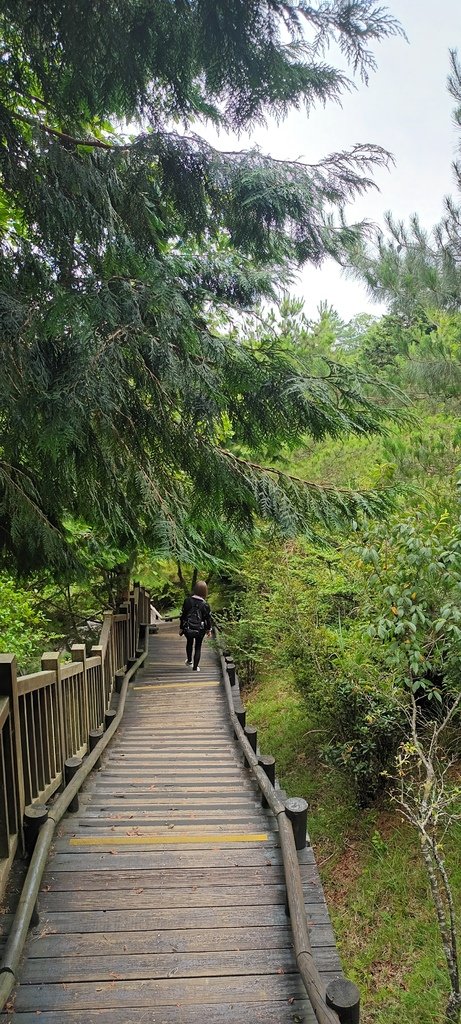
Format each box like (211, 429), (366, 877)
(349, 49), (461, 313)
(0, 1), (403, 571)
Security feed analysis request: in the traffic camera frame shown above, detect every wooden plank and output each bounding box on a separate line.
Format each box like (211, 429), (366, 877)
(89, 784), (257, 794)
(21, 947), (341, 985)
(27, 903), (331, 933)
(78, 795), (259, 807)
(39, 864), (315, 891)
(0, 998), (315, 1023)
(13, 973), (311, 1011)
(16, 670), (55, 695)
(52, 837), (281, 853)
(69, 812), (269, 826)
(46, 846), (313, 869)
(25, 924), (337, 958)
(63, 832), (273, 846)
(39, 882), (296, 911)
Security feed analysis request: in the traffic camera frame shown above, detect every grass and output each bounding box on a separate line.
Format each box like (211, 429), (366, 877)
(244, 668), (461, 1024)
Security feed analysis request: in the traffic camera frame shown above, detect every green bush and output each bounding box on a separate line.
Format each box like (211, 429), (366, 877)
(221, 536), (406, 805)
(0, 573), (51, 673)
(321, 676), (404, 807)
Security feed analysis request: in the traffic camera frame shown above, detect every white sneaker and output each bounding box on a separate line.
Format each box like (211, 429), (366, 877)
(193, 666), (201, 672)
(185, 660), (192, 666)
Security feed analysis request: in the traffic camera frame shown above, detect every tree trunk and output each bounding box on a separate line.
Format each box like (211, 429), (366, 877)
(114, 551), (137, 605)
(177, 561), (189, 595)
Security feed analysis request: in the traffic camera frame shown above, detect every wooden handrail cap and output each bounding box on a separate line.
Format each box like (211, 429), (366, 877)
(65, 757), (82, 770)
(285, 797), (308, 814)
(326, 977), (361, 1010)
(258, 754), (275, 767)
(24, 804), (48, 822)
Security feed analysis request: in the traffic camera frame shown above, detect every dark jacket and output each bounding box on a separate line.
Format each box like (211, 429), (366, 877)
(180, 595), (211, 634)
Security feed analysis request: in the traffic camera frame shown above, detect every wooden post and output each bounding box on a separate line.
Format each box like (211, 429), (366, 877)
(117, 601), (130, 667)
(129, 594), (136, 660)
(64, 756), (82, 812)
(102, 610), (114, 695)
(0, 655), (25, 844)
(89, 728), (103, 769)
(105, 709), (116, 730)
(226, 661), (236, 686)
(114, 669), (125, 694)
(285, 797), (308, 850)
(235, 707), (246, 729)
(127, 655), (138, 681)
(258, 754), (275, 808)
(326, 979), (360, 1023)
(90, 645), (106, 721)
(71, 644), (89, 747)
(41, 652), (66, 775)
(23, 804), (48, 857)
(244, 725), (257, 753)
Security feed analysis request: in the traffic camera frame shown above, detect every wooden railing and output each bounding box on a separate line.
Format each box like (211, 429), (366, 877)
(0, 582), (151, 896)
(214, 625), (361, 1024)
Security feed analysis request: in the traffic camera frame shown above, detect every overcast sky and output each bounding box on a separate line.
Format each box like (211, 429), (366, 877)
(205, 0), (461, 321)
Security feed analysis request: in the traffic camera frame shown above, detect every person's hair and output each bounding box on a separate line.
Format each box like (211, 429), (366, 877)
(193, 580), (208, 599)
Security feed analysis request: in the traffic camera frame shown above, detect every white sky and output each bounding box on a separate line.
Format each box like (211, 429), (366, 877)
(204, 0), (461, 321)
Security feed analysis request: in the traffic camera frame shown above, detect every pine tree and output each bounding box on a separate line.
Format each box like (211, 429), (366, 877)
(348, 50), (461, 314)
(0, 1), (404, 570)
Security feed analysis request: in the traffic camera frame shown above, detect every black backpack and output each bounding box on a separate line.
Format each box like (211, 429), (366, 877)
(184, 600), (205, 637)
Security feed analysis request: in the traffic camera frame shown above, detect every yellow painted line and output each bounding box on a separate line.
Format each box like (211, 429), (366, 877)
(133, 681), (220, 691)
(69, 832), (268, 846)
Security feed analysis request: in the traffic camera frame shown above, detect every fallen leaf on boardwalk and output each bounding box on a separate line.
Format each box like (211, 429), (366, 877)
(277, 967), (286, 974)
(134, 888), (144, 894)
(288, 996), (295, 1004)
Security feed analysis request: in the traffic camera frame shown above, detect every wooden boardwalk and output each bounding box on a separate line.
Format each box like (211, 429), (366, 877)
(2, 622), (342, 1023)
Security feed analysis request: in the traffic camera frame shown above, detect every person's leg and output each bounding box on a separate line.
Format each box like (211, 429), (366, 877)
(185, 635), (193, 664)
(192, 633), (204, 670)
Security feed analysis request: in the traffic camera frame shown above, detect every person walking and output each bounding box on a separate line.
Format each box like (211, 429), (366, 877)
(180, 581), (212, 671)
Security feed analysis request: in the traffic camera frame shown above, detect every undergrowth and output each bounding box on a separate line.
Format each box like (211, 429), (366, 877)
(244, 667), (461, 1024)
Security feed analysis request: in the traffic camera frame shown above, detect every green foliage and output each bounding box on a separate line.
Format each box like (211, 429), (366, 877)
(244, 662), (461, 1024)
(220, 534), (402, 803)
(357, 508), (461, 702)
(0, 2), (404, 571)
(322, 676), (404, 806)
(0, 573), (51, 672)
(218, 301), (461, 806)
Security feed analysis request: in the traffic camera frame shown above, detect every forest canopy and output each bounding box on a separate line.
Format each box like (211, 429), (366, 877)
(0, 0), (403, 572)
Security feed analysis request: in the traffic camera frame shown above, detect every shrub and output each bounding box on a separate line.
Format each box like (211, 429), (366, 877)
(0, 573), (51, 673)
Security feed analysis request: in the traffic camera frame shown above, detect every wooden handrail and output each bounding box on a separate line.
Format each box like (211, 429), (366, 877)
(16, 671), (56, 695)
(0, 631), (149, 1013)
(0, 585), (151, 900)
(214, 627), (360, 1024)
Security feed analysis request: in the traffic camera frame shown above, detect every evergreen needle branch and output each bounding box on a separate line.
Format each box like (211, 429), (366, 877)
(217, 447), (391, 497)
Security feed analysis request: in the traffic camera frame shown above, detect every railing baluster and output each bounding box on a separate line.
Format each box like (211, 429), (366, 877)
(0, 728), (10, 858)
(0, 582), (143, 900)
